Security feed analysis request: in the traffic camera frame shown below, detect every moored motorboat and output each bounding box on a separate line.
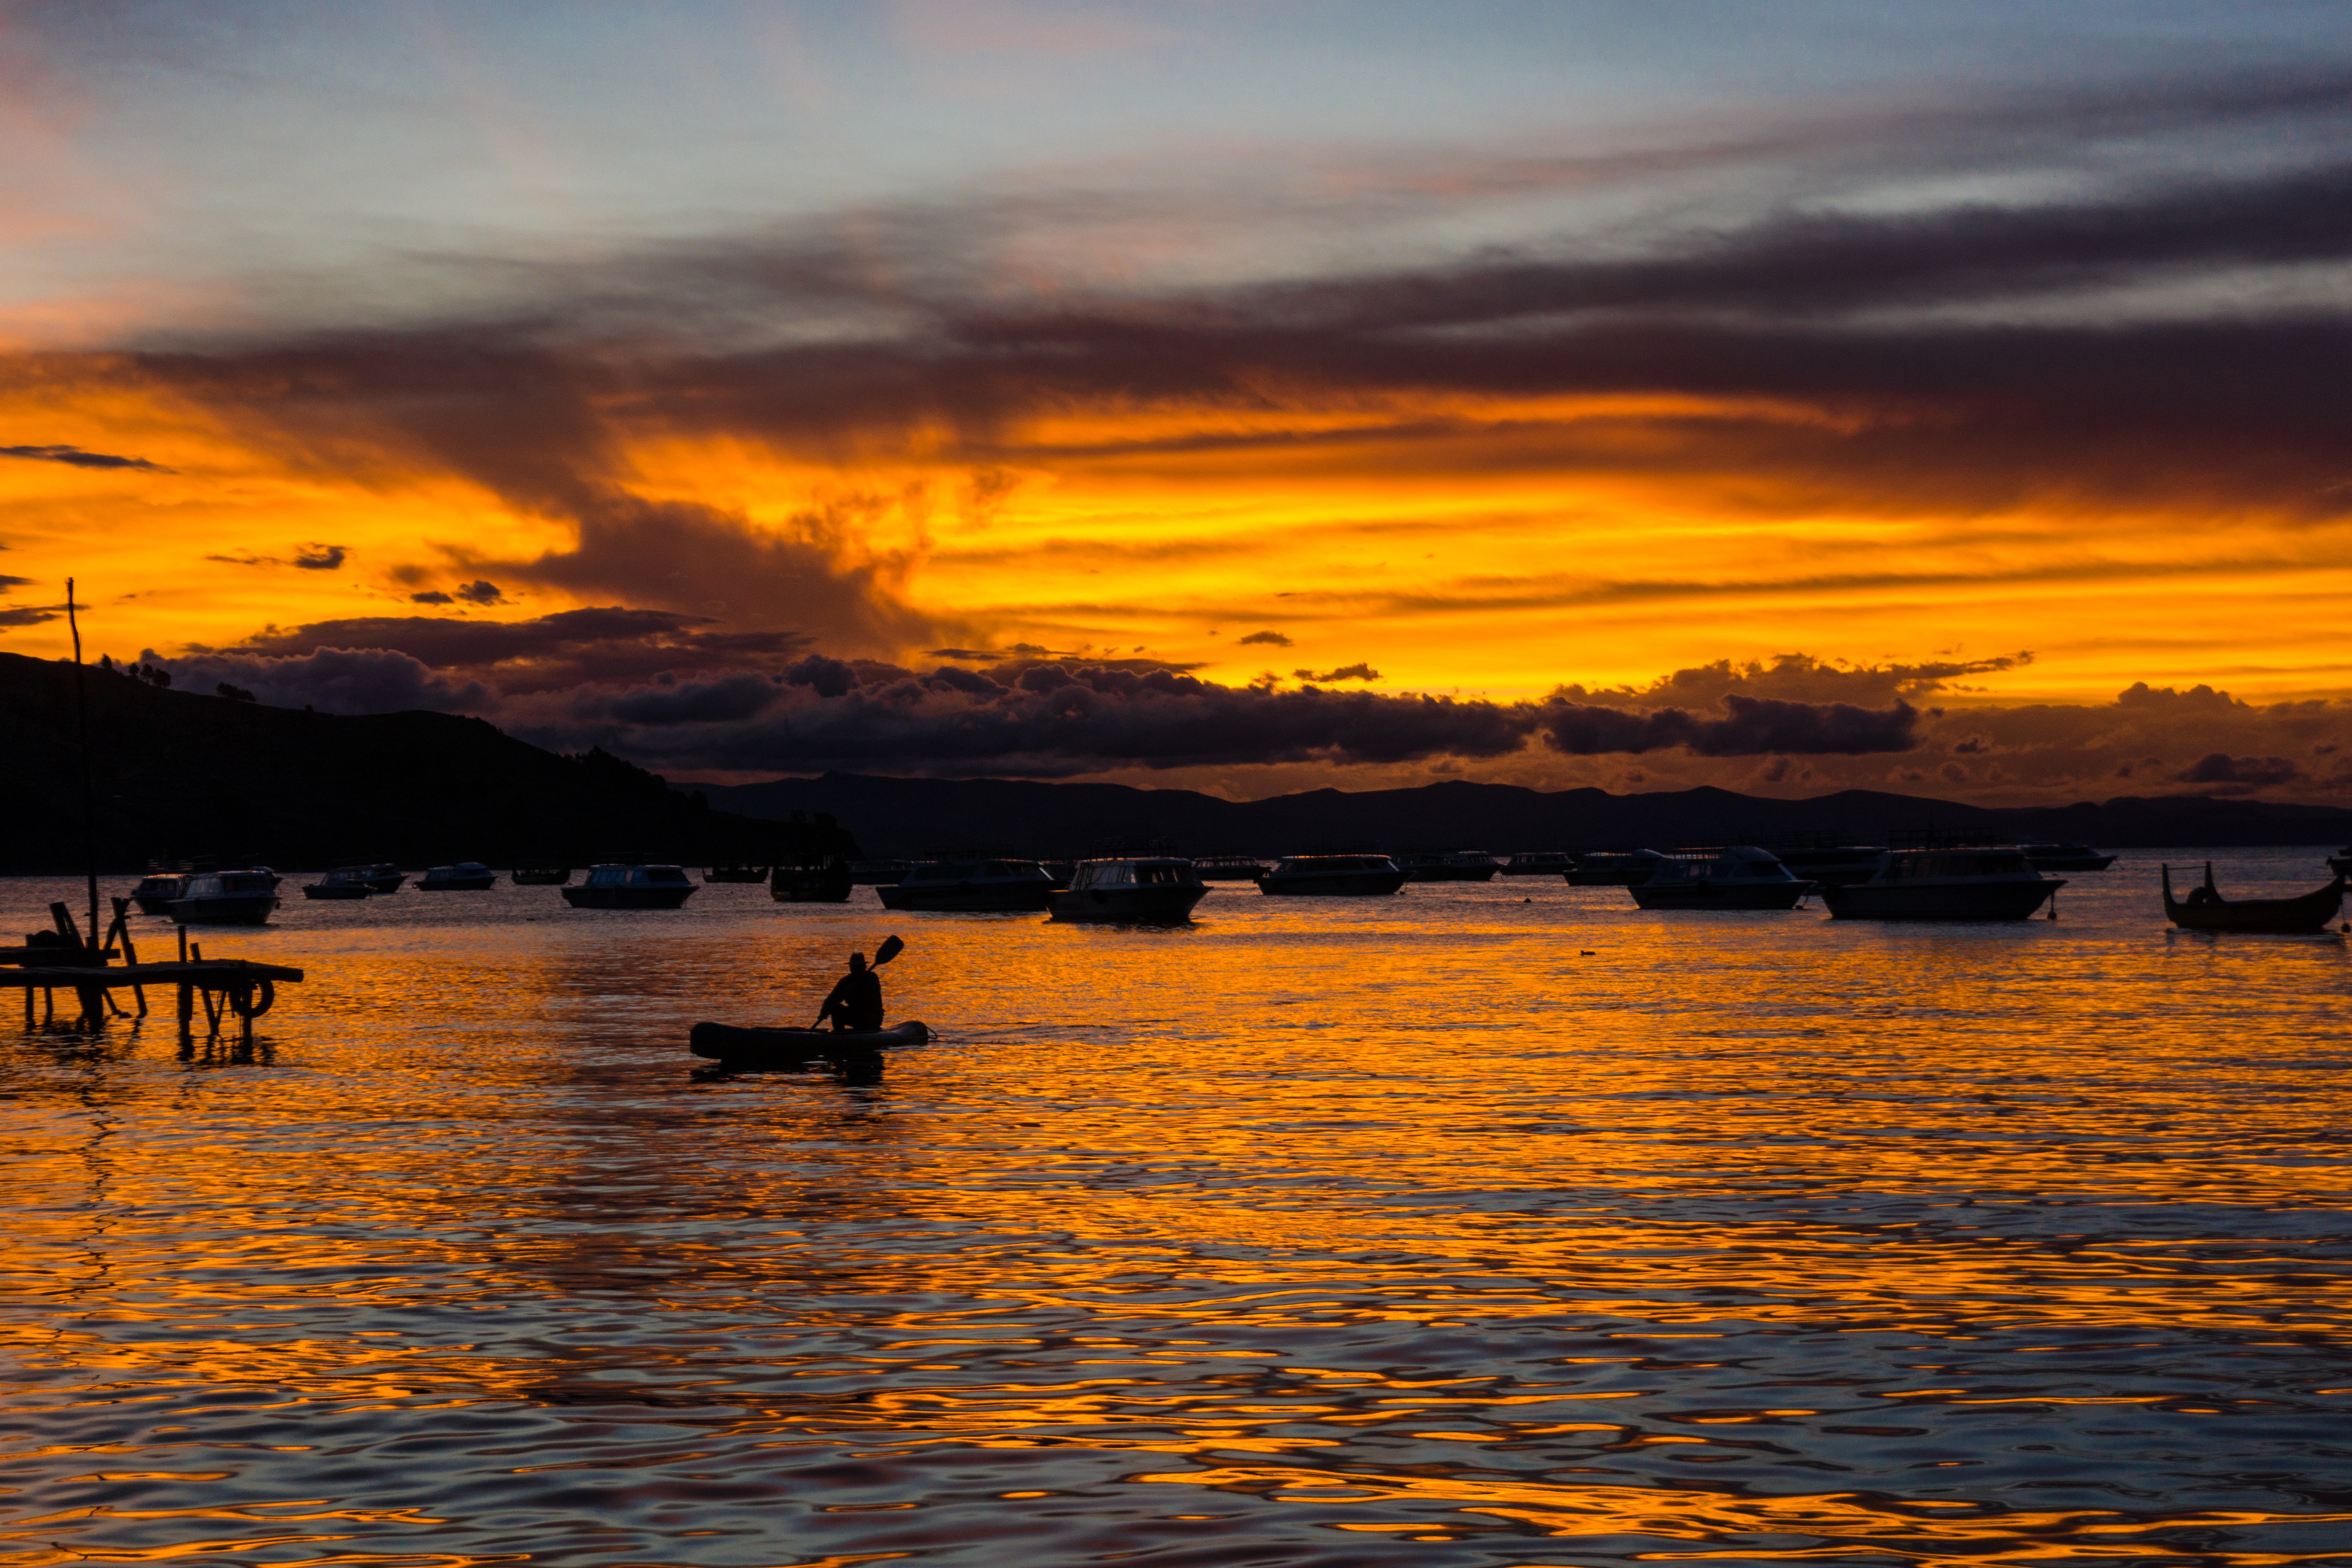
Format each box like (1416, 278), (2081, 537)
(359, 864), (406, 894)
(2162, 863), (2346, 934)
(772, 858), (854, 903)
(1629, 846), (1813, 910)
(877, 858), (1057, 912)
(130, 867), (189, 915)
(1396, 849), (1501, 882)
(1259, 854), (1408, 896)
(561, 863), (699, 909)
(512, 867), (571, 885)
(689, 1019), (931, 1069)
(1822, 847), (2062, 921)
(2020, 841), (2118, 872)
(703, 863), (768, 883)
(1049, 858), (1209, 922)
(301, 866), (375, 899)
(1764, 843), (1887, 888)
(418, 862), (497, 891)
(1566, 849), (1668, 886)
(847, 859), (912, 884)
(1192, 854), (1266, 881)
(1501, 851), (1576, 876)
(169, 868), (282, 925)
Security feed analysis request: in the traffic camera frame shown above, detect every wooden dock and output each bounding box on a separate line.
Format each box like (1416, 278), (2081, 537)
(6, 897), (305, 1042)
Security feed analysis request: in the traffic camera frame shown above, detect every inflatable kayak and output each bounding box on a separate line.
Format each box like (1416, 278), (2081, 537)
(689, 1019), (931, 1068)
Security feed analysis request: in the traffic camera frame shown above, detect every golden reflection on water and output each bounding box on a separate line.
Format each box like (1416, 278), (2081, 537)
(5, 852), (2351, 1565)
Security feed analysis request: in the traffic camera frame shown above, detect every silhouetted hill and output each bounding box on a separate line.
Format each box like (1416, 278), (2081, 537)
(701, 772), (2352, 856)
(0, 652), (855, 872)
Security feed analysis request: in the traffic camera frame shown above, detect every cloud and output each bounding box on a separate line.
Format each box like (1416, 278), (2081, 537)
(452, 579), (503, 604)
(1237, 630), (1293, 646)
(2175, 752), (2299, 786)
(0, 574), (32, 590)
(1538, 693), (1920, 757)
(208, 543), (352, 571)
(1295, 663), (1380, 683)
(410, 590), (452, 605)
(0, 605), (58, 628)
(155, 645), (491, 715)
(0, 443), (171, 473)
(216, 605), (813, 692)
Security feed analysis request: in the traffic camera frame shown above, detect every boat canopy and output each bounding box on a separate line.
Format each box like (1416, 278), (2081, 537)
(584, 863), (693, 887)
(1072, 858), (1199, 888)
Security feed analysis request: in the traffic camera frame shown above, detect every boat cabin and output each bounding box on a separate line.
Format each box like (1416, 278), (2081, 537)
(581, 863), (695, 889)
(1877, 849), (2036, 881)
(1069, 858), (1200, 889)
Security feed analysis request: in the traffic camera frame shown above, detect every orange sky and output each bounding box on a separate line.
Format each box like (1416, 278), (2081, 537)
(3, 7), (2348, 802)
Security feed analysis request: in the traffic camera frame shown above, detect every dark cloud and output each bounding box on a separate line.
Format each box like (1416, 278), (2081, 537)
(410, 590), (453, 605)
(2175, 752), (2299, 786)
(452, 579), (503, 604)
(0, 443), (172, 473)
(217, 606), (810, 692)
(1296, 663), (1380, 683)
(292, 543), (349, 570)
(0, 574), (32, 589)
(0, 606), (59, 629)
(520, 661), (1539, 777)
(1237, 630), (1293, 646)
(1538, 693), (1920, 757)
(160, 645), (490, 715)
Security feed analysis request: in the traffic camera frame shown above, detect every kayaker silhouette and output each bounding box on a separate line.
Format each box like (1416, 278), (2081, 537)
(814, 935), (903, 1031)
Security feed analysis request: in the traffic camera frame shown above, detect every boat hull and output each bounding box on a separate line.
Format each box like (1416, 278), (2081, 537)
(1048, 884), (1209, 922)
(772, 865), (855, 902)
(877, 884), (1054, 912)
(561, 885), (697, 909)
(168, 897), (279, 925)
(301, 884), (370, 900)
(1259, 871), (1408, 896)
(2164, 872), (2344, 933)
(690, 1020), (930, 1069)
(131, 894), (182, 916)
(1630, 882), (1811, 911)
(1501, 858), (1575, 876)
(1823, 881), (2059, 921)
(363, 872), (406, 894)
(1400, 864), (1499, 882)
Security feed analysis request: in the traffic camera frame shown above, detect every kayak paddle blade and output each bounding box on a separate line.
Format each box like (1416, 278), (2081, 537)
(872, 933), (906, 966)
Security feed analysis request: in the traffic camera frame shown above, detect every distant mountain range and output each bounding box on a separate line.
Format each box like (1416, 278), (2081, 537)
(0, 652), (854, 873)
(703, 772), (2352, 857)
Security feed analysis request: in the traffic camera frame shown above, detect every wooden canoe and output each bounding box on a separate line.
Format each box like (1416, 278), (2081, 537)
(2162, 863), (2346, 934)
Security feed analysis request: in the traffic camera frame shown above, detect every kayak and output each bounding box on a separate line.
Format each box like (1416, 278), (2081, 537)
(689, 1019), (931, 1068)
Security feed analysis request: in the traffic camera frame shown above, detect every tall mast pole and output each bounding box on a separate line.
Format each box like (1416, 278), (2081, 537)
(66, 578), (101, 955)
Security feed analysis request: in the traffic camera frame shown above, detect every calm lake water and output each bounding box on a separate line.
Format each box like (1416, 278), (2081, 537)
(7, 850), (2352, 1566)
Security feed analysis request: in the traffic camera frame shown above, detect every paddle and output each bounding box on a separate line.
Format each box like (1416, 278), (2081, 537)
(812, 935), (905, 1026)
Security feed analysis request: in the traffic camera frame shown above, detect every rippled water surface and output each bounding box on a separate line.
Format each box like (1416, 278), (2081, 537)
(8, 850), (2352, 1566)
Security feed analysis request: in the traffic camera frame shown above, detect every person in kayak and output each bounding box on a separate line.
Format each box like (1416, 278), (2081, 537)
(815, 951), (885, 1032)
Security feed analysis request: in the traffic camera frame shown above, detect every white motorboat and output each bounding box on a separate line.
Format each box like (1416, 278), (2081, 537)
(302, 866), (375, 900)
(877, 858), (1057, 912)
(1048, 858), (1210, 922)
(1823, 848), (2063, 921)
(1258, 854), (1408, 896)
(1395, 849), (1502, 882)
(130, 868), (189, 915)
(168, 869), (282, 925)
(561, 863), (698, 909)
(418, 862), (497, 891)
(1629, 846), (1813, 910)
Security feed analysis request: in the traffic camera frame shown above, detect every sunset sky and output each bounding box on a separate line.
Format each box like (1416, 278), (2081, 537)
(4, 2), (2348, 803)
